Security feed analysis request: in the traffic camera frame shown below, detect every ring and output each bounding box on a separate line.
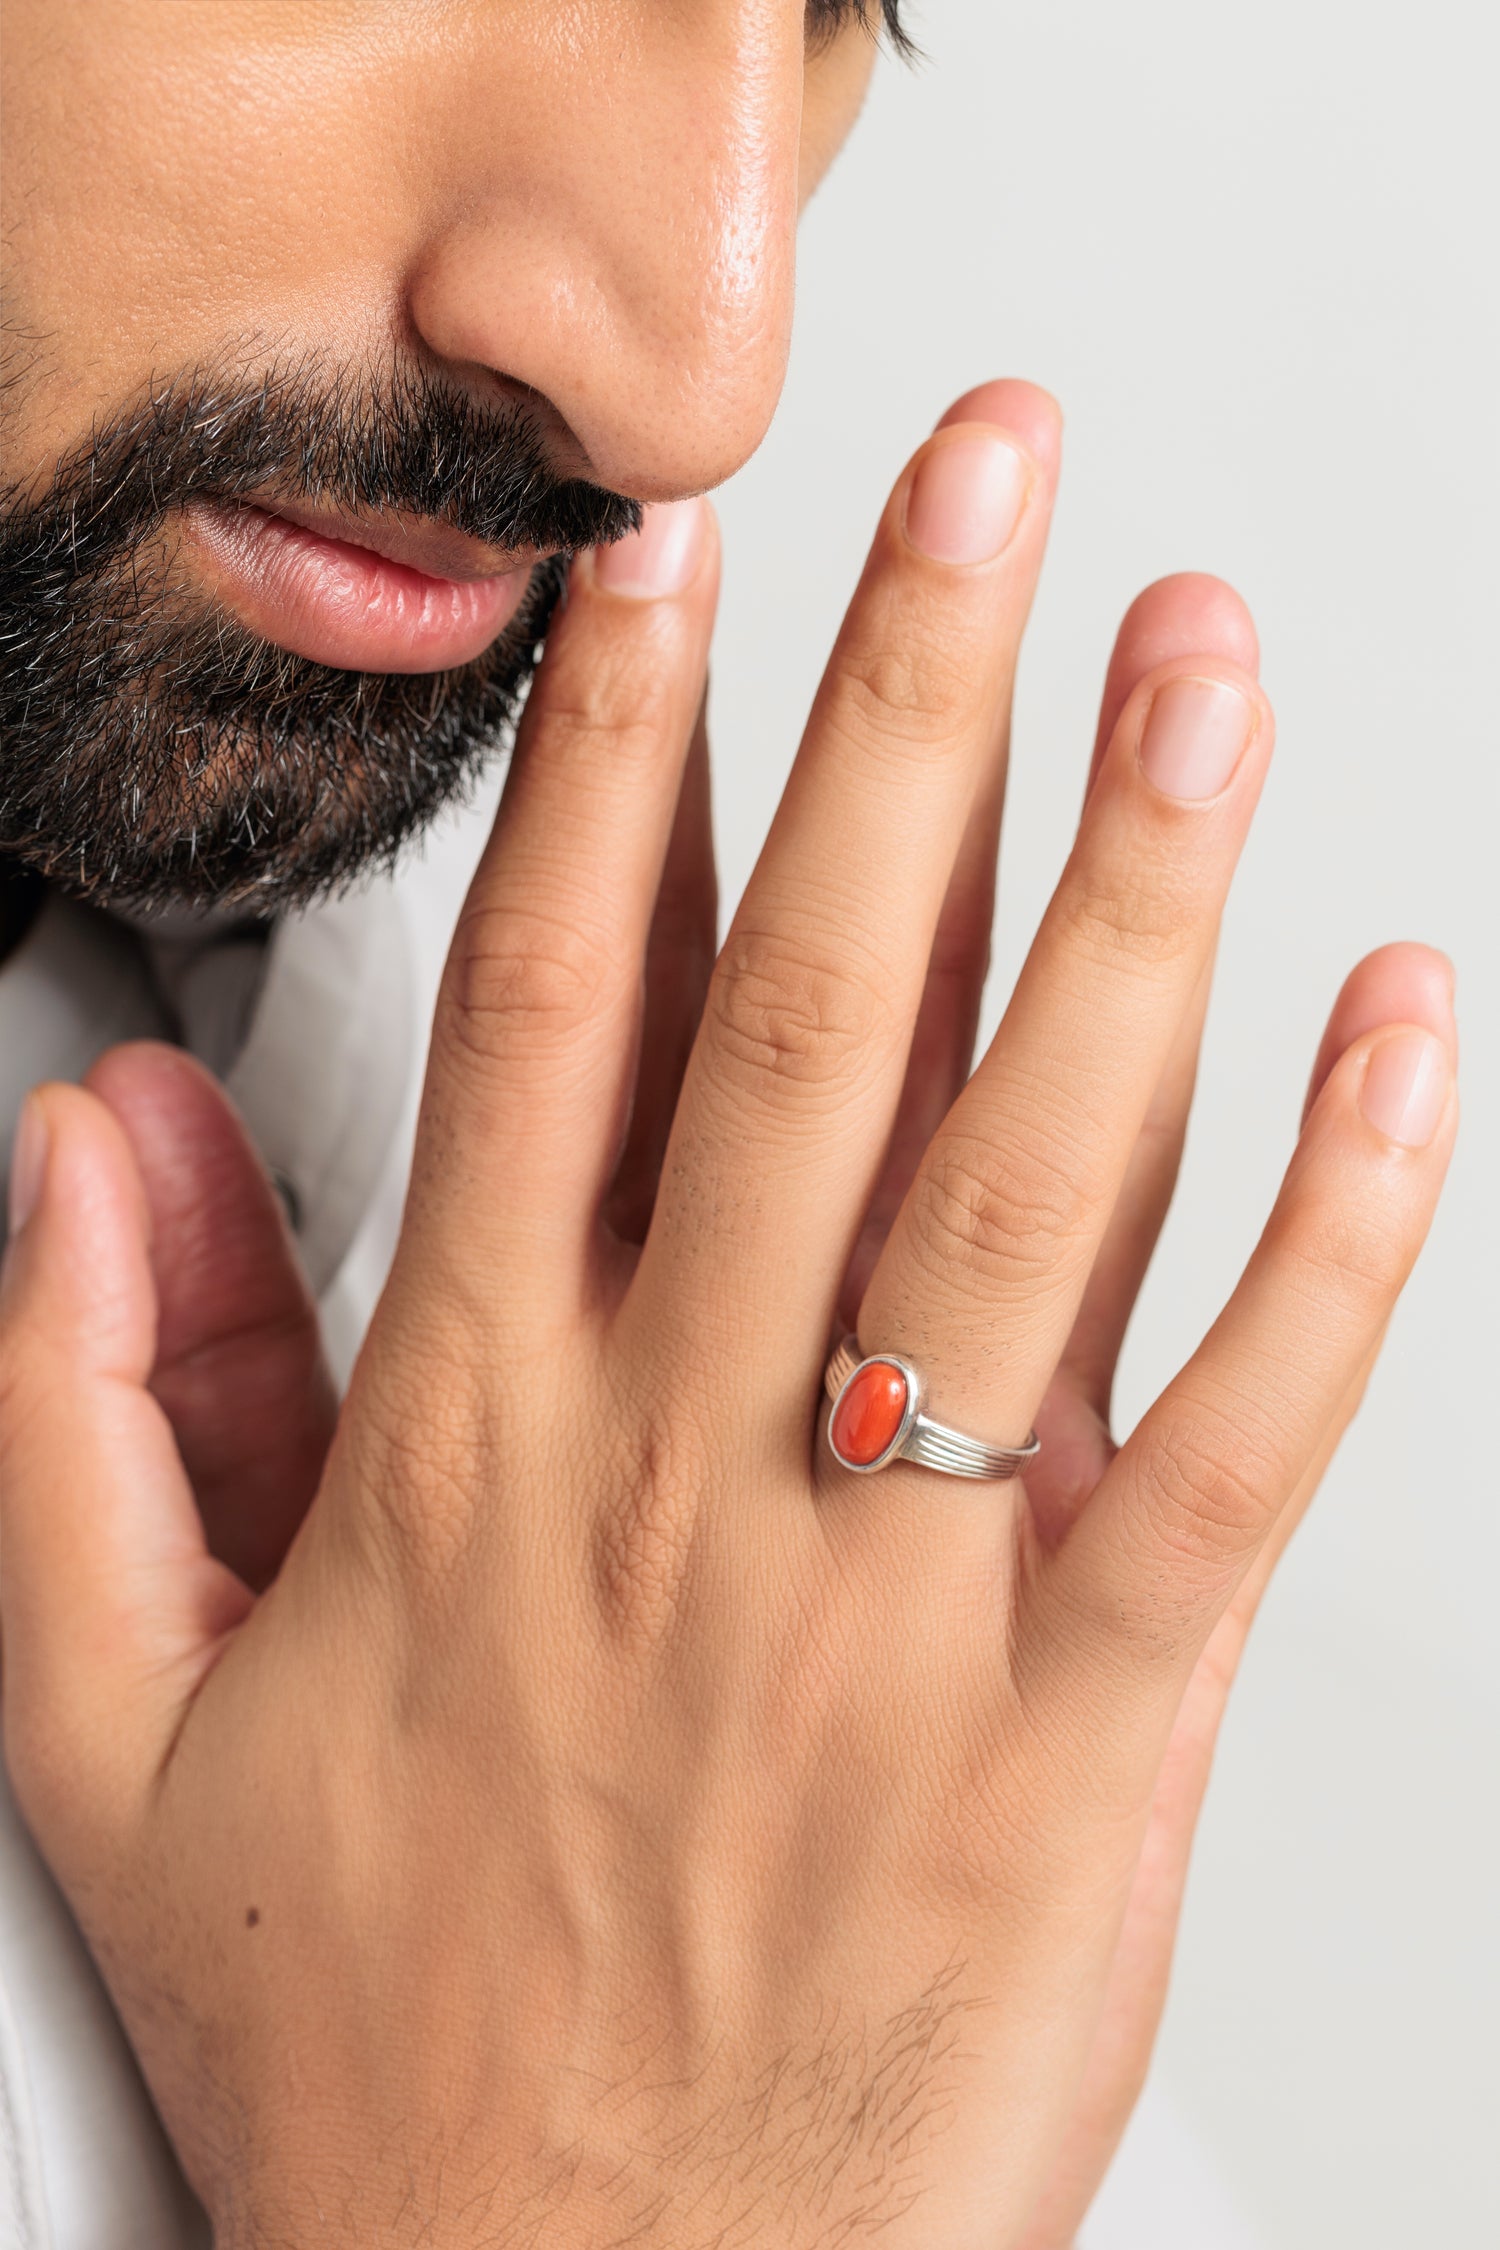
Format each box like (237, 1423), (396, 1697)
(823, 1336), (1040, 1481)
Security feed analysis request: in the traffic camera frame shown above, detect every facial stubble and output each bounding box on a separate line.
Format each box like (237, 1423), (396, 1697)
(0, 360), (639, 912)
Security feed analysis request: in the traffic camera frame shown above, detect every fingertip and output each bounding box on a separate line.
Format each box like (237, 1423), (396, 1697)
(1130, 647), (1267, 707)
(1304, 943), (1458, 1121)
(9, 1076), (150, 1231)
(579, 495), (718, 603)
(1091, 576), (1261, 780)
(1116, 651), (1274, 786)
(85, 1039), (254, 1191)
(1354, 1024), (1456, 1152)
(1119, 575), (1260, 678)
(935, 380), (1063, 479)
(3, 1079), (156, 1371)
(1302, 1017), (1458, 1168)
(1338, 940), (1455, 1028)
(85, 1035), (211, 1098)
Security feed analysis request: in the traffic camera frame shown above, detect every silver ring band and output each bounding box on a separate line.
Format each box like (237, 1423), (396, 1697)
(823, 1335), (1039, 1481)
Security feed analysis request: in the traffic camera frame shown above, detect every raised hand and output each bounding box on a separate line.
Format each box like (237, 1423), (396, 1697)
(0, 383), (1455, 2250)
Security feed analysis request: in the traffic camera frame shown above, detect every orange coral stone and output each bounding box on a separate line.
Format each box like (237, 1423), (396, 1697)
(830, 1360), (908, 1467)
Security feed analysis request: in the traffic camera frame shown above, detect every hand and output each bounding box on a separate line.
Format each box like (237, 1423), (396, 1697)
(0, 383), (1456, 2250)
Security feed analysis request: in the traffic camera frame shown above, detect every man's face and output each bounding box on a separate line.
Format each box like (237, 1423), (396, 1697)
(0, 1), (889, 910)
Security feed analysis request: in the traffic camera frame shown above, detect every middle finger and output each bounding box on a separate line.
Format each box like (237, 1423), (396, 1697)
(627, 386), (1062, 1382)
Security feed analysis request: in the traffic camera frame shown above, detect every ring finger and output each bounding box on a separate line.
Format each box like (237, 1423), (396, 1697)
(852, 644), (1274, 1478)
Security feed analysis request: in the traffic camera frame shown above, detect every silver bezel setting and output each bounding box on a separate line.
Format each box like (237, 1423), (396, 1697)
(827, 1351), (923, 1474)
(822, 1333), (1041, 1482)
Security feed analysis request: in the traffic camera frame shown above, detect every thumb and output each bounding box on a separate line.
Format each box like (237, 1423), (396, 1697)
(86, 1042), (337, 1591)
(0, 1083), (251, 1855)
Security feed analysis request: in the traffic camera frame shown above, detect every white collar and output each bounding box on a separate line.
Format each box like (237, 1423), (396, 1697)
(0, 882), (413, 1298)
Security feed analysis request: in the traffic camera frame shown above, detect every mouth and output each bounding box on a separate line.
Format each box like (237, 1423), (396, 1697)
(180, 497), (545, 674)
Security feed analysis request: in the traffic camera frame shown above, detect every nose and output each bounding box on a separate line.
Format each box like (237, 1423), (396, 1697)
(406, 3), (803, 503)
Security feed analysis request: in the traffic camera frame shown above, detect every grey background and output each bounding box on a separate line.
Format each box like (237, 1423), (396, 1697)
(404, 1), (1497, 2239)
(703, 0), (1497, 2240)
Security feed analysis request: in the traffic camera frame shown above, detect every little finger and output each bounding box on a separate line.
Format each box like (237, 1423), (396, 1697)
(1050, 1009), (1457, 1681)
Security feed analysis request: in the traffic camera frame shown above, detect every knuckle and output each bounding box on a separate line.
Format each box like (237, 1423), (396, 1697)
(909, 1130), (1095, 1292)
(833, 626), (974, 748)
(1057, 859), (1199, 975)
(588, 1406), (710, 1646)
(1288, 1195), (1414, 1310)
(535, 686), (673, 781)
(1136, 1409), (1278, 1572)
(341, 1334), (493, 1588)
(443, 901), (615, 1071)
(704, 926), (896, 1106)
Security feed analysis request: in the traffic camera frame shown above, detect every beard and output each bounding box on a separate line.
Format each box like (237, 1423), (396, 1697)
(0, 359), (639, 913)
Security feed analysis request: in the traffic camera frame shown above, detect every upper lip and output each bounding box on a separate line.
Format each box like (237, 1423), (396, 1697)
(228, 495), (543, 583)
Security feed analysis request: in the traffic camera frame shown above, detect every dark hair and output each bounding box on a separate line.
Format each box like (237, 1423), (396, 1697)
(0, 357), (636, 909)
(806, 2), (917, 60)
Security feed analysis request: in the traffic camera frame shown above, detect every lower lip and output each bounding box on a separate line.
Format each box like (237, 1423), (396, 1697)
(181, 503), (534, 673)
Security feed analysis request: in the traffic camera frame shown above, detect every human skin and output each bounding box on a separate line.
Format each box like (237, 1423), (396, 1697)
(0, 389), (1458, 2243)
(0, 0), (882, 882)
(0, 5), (1460, 2245)
(1, 0), (875, 508)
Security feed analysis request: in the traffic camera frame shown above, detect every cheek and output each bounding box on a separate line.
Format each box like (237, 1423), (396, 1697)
(799, 32), (879, 206)
(0, 8), (408, 473)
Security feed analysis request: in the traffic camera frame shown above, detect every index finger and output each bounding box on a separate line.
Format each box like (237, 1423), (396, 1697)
(393, 504), (719, 1334)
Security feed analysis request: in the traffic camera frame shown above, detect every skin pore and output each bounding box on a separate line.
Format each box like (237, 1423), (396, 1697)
(0, 2), (884, 912)
(0, 5), (1464, 2248)
(1, 3), (881, 482)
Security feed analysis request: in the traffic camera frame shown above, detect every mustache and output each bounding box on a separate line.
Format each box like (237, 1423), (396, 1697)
(0, 355), (642, 589)
(0, 353), (629, 913)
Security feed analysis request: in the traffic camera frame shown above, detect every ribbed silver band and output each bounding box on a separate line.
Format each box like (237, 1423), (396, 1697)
(824, 1335), (1040, 1482)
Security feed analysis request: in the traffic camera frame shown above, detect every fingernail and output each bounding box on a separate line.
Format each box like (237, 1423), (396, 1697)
(7, 1095), (48, 1235)
(1138, 677), (1255, 801)
(905, 431), (1029, 565)
(591, 499), (705, 598)
(1359, 1029), (1450, 1148)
